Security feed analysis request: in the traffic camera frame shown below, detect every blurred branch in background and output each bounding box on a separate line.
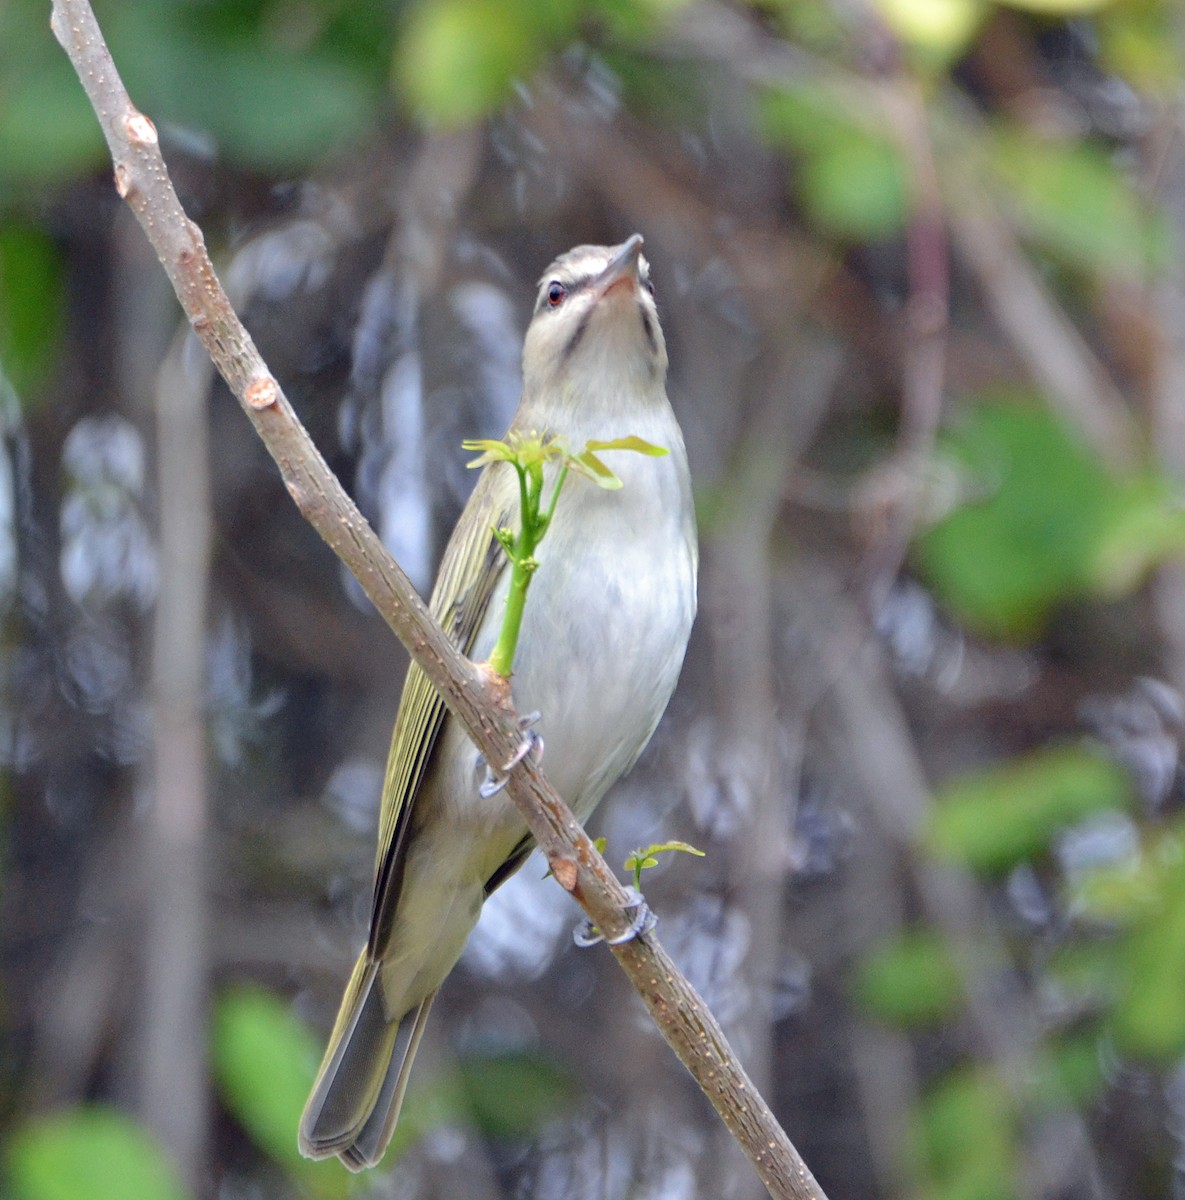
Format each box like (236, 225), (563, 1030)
(136, 328), (212, 1190)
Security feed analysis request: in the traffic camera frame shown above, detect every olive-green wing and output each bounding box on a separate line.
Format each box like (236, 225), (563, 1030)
(366, 469), (512, 956)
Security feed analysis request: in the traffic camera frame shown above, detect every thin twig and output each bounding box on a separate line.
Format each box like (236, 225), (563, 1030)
(49, 3), (828, 1196)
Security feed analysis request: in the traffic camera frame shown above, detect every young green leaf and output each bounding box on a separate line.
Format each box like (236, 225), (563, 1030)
(585, 436), (670, 457)
(463, 439), (520, 469)
(625, 841), (706, 889)
(573, 449), (625, 490)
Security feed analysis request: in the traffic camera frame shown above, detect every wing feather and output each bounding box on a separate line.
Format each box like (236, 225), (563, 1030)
(366, 468), (512, 957)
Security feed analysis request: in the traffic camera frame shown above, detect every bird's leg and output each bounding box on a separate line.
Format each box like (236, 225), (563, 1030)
(572, 886), (657, 947)
(477, 711), (544, 798)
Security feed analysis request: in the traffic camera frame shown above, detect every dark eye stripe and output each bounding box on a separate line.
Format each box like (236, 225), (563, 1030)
(534, 272), (597, 314)
(640, 306), (658, 355)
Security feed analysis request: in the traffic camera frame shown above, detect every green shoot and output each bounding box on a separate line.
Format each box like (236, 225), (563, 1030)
(462, 431), (668, 678)
(624, 841), (705, 891)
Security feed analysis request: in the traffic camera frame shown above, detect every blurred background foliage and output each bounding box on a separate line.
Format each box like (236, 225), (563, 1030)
(3, 0), (1185, 1197)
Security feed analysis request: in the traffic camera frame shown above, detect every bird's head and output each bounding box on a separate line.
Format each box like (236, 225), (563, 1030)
(520, 235), (668, 417)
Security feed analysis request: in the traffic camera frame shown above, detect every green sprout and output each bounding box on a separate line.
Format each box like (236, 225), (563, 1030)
(624, 841), (706, 890)
(462, 431), (668, 678)
(555, 837), (707, 888)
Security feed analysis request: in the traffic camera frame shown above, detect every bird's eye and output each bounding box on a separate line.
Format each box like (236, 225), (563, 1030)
(644, 277), (656, 298)
(547, 281), (567, 308)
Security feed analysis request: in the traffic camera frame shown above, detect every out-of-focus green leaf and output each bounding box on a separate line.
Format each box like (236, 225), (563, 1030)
(2, 0), (384, 181)
(0, 1), (107, 188)
(999, 0), (1114, 12)
(455, 1051), (576, 1138)
(803, 132), (908, 240)
(1091, 474), (1185, 595)
(990, 126), (1171, 279)
(759, 85), (909, 240)
(1108, 832), (1185, 1061)
(1098, 1), (1182, 94)
(911, 1068), (1017, 1200)
(855, 930), (963, 1026)
(0, 67), (108, 188)
(1071, 852), (1156, 923)
(6, 1106), (189, 1200)
(397, 0), (579, 125)
(1055, 821), (1185, 1062)
(1031, 1034), (1107, 1109)
(0, 225), (65, 397)
(872, 0), (983, 64)
(211, 986), (348, 1197)
(929, 745), (1133, 874)
(1048, 942), (1115, 1016)
(381, 1048), (576, 1161)
(104, 4), (379, 170)
(595, 0), (692, 41)
(914, 396), (1185, 639)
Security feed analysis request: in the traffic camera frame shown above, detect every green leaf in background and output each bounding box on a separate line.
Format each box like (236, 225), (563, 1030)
(914, 396), (1185, 640)
(2, 0), (384, 181)
(1091, 471), (1185, 597)
(990, 126), (1171, 280)
(103, 3), (380, 171)
(911, 1067), (1017, 1200)
(378, 1047), (577, 1162)
(999, 0), (1115, 13)
(0, 0), (107, 188)
(803, 132), (908, 240)
(1053, 823), (1185, 1063)
(929, 745), (1133, 875)
(1098, 0), (1181, 95)
(6, 1106), (189, 1200)
(0, 225), (66, 398)
(871, 0), (983, 64)
(855, 930), (963, 1027)
(759, 84), (909, 241)
(455, 1051), (576, 1138)
(211, 986), (348, 1197)
(1109, 860), (1185, 1061)
(1030, 1034), (1107, 1110)
(1073, 822), (1185, 1062)
(397, 0), (580, 125)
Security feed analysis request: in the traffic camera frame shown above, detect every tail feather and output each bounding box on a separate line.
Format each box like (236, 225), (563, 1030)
(339, 994), (436, 1170)
(299, 951), (435, 1170)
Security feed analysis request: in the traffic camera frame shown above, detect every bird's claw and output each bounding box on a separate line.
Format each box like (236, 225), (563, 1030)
(572, 887), (657, 948)
(478, 712), (544, 798)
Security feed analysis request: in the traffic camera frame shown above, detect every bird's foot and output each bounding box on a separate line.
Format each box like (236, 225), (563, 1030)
(478, 712), (544, 798)
(573, 887), (657, 947)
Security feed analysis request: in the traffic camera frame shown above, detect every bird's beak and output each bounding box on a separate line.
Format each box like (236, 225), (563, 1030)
(594, 234), (644, 299)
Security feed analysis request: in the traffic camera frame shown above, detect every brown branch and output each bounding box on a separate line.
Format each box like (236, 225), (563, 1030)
(49, 3), (828, 1197)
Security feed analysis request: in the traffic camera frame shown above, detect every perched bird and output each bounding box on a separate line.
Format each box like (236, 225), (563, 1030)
(299, 234), (698, 1170)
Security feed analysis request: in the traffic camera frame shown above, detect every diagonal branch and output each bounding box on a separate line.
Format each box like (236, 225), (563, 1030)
(49, 2), (828, 1197)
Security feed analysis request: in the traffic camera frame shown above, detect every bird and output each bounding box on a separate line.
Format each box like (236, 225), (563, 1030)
(299, 234), (699, 1170)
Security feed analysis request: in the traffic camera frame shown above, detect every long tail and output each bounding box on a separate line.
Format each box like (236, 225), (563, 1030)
(299, 951), (436, 1171)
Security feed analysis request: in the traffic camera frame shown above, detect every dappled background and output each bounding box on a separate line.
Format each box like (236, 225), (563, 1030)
(3, 0), (1185, 1197)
